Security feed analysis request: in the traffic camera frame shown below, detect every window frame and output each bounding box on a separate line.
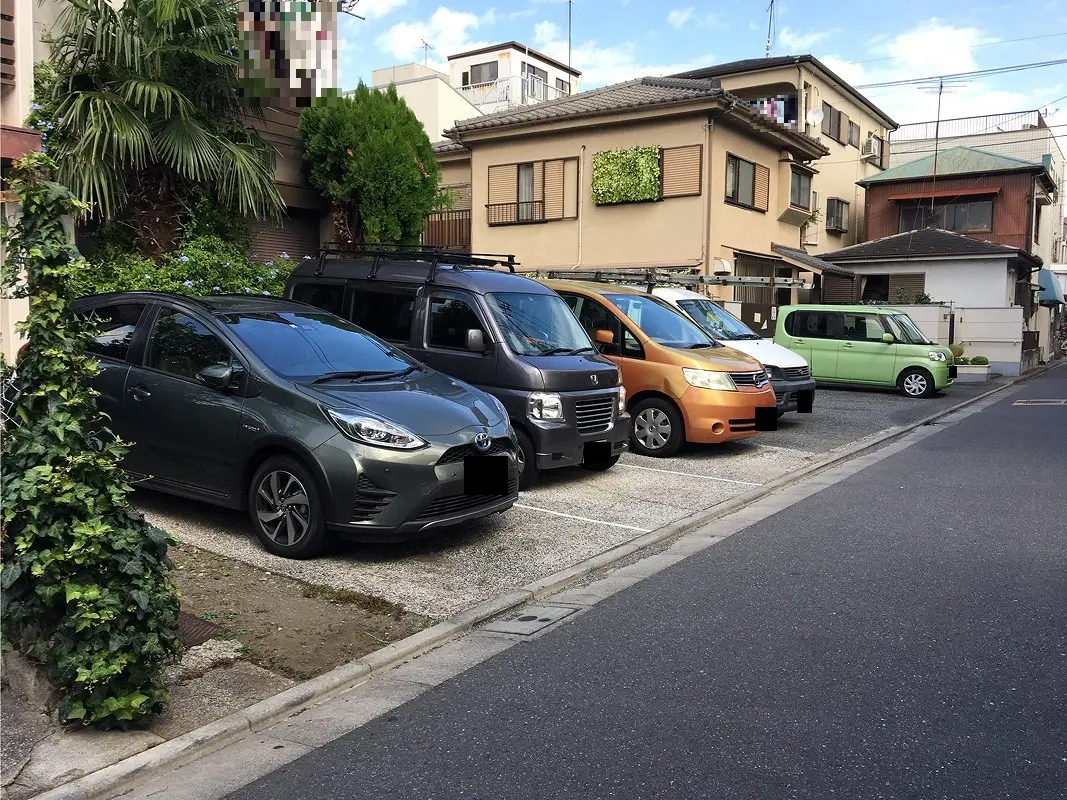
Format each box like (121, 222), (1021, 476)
(143, 306), (239, 384)
(789, 168), (812, 210)
(826, 197), (850, 233)
(847, 121), (861, 148)
(424, 292), (491, 354)
(725, 153), (757, 209)
(555, 77), (571, 95)
(897, 198), (994, 234)
(469, 61), (498, 85)
(289, 280), (349, 319)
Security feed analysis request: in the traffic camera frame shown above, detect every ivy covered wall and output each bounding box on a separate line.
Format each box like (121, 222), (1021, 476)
(591, 146), (661, 205)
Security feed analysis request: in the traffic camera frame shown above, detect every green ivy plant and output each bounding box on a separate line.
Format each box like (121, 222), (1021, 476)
(591, 147), (661, 206)
(0, 152), (182, 729)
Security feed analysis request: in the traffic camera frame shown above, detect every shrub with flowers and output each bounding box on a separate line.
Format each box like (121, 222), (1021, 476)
(75, 236), (297, 298)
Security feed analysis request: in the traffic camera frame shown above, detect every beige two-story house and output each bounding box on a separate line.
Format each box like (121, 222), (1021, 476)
(673, 55), (898, 251)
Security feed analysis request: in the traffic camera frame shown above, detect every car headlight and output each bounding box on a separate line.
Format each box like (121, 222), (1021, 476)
(326, 408), (426, 450)
(527, 392), (563, 421)
(928, 351), (947, 362)
(617, 384), (627, 413)
(682, 368), (737, 391)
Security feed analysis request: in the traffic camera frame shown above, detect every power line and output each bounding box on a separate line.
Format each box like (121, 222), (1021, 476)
(855, 58), (1067, 89)
(850, 31), (1067, 65)
(812, 128), (1067, 165)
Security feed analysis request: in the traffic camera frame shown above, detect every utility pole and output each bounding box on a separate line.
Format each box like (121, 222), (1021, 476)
(765, 0), (775, 58)
(930, 77), (944, 216)
(567, 0), (572, 79)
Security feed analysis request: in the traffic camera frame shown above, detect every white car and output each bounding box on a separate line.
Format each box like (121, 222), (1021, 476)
(651, 287), (816, 415)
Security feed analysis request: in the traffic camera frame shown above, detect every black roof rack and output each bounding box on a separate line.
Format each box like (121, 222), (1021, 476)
(532, 267), (811, 293)
(314, 243), (518, 281)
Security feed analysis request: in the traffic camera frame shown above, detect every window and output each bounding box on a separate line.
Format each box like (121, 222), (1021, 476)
(848, 121), (861, 148)
(147, 310), (232, 380)
(603, 293), (716, 350)
(861, 274), (890, 302)
(677, 298), (759, 342)
(522, 62), (548, 83)
(898, 199), (992, 233)
(868, 133), (887, 168)
(427, 296), (486, 350)
(518, 162), (535, 221)
(485, 292), (592, 356)
(222, 311), (415, 379)
(840, 313), (886, 341)
(461, 71), (470, 87)
(784, 310), (842, 339)
(488, 158), (577, 224)
(821, 102), (842, 141)
(555, 78), (571, 95)
(826, 198), (850, 233)
(291, 282), (345, 317)
(790, 169), (812, 209)
(726, 154), (756, 208)
(81, 303), (148, 361)
(350, 288), (417, 342)
(469, 61), (498, 84)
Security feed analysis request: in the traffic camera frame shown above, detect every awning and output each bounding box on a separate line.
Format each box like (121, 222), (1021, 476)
(1036, 268), (1066, 306)
(771, 243), (856, 278)
(887, 187), (999, 201)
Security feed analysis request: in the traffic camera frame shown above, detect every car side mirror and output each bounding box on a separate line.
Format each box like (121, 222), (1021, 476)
(198, 362), (241, 391)
(594, 329), (615, 346)
(466, 328), (488, 353)
(882, 333), (895, 344)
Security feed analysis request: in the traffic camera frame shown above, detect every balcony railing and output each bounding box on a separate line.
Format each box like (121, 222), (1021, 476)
(457, 76), (570, 110)
(422, 210), (471, 251)
(487, 201), (545, 226)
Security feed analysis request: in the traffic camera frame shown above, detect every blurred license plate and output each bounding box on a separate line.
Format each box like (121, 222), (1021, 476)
(464, 456), (509, 496)
(755, 406), (778, 431)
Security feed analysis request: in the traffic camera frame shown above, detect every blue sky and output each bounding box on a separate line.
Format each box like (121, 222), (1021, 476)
(338, 0), (1067, 128)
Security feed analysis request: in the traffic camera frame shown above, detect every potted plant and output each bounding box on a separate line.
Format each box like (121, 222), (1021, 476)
(955, 355), (990, 383)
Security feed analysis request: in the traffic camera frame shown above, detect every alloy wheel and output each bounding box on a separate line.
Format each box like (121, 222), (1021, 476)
(903, 373), (928, 397)
(515, 444), (526, 475)
(255, 470), (312, 547)
(635, 408), (672, 451)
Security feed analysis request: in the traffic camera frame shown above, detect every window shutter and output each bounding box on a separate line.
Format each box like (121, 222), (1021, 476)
(661, 144), (703, 198)
(888, 273), (926, 300)
(488, 164), (518, 204)
(563, 158), (579, 218)
(753, 163), (770, 211)
(822, 275), (856, 303)
(543, 159), (565, 220)
(444, 184), (472, 211)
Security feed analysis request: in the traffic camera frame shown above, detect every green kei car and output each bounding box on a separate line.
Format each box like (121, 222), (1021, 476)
(773, 305), (955, 398)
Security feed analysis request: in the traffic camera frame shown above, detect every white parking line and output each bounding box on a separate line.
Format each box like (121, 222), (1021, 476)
(514, 503), (651, 533)
(618, 462), (762, 487)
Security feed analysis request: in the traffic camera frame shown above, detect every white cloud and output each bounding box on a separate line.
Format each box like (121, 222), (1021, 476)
(351, 0), (408, 19)
(667, 7), (694, 29)
(376, 7), (492, 70)
(532, 21), (713, 88)
(777, 27), (836, 52)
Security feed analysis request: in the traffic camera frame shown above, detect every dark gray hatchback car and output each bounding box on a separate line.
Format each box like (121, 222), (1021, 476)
(71, 292), (519, 558)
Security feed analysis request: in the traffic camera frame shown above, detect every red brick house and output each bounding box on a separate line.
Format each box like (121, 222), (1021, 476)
(858, 145), (1056, 255)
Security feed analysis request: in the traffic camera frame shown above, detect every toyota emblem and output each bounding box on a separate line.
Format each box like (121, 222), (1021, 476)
(590, 374), (599, 385)
(474, 432), (491, 451)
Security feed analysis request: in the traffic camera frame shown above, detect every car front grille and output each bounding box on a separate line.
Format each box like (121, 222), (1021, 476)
(350, 475), (397, 522)
(782, 366), (810, 380)
(414, 477), (518, 521)
(574, 395), (615, 434)
(729, 370), (770, 389)
(437, 437), (515, 465)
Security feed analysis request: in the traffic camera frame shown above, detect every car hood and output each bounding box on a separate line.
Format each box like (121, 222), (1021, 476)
(714, 338), (810, 369)
(681, 344), (765, 370)
(295, 370), (505, 436)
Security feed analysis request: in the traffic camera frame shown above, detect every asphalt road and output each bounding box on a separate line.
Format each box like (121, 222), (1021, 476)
(228, 369), (1067, 800)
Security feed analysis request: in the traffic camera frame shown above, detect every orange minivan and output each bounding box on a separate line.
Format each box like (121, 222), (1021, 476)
(545, 280), (778, 457)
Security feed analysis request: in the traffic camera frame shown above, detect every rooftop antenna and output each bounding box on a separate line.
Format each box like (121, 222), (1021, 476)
(567, 0), (572, 78)
(919, 76), (967, 215)
(420, 38), (436, 66)
(765, 0), (776, 57)
(338, 0), (365, 19)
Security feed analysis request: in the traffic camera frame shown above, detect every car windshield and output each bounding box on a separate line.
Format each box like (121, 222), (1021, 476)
(676, 298), (760, 341)
(486, 292), (595, 356)
(220, 311), (417, 380)
(887, 313), (932, 345)
(604, 293), (719, 349)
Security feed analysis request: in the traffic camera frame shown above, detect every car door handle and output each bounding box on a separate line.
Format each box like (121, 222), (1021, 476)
(842, 343), (854, 348)
(128, 385), (151, 400)
(794, 338), (805, 344)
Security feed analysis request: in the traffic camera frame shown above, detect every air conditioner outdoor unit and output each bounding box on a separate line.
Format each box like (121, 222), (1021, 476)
(860, 137), (878, 159)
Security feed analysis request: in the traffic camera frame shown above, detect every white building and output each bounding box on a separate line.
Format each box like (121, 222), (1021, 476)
(890, 111), (1066, 264)
(369, 63), (483, 143)
(446, 41), (581, 115)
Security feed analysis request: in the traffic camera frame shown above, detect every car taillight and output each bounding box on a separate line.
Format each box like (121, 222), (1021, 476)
(17, 341), (29, 362)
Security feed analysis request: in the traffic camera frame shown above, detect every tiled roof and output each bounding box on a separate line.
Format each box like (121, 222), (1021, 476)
(859, 146), (1046, 185)
(671, 55), (898, 128)
(432, 140), (468, 156)
(820, 228), (1042, 266)
(771, 243), (857, 277)
(444, 77), (827, 156)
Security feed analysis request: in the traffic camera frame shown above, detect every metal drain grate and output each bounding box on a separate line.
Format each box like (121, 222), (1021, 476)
(178, 611), (221, 647)
(479, 605), (577, 636)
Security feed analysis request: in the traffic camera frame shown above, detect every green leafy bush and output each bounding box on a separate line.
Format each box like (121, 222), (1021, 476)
(954, 356), (970, 365)
(591, 147), (661, 205)
(969, 355), (990, 366)
(1, 152), (182, 728)
(75, 236), (295, 298)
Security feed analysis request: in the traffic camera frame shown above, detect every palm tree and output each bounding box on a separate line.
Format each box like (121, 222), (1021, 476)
(44, 0), (283, 259)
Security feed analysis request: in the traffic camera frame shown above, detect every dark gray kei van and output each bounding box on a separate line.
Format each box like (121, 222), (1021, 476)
(285, 248), (629, 488)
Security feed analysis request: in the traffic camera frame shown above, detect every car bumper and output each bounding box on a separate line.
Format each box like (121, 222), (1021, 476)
(314, 429), (520, 543)
(771, 377), (816, 413)
(940, 364), (957, 387)
(678, 386), (779, 444)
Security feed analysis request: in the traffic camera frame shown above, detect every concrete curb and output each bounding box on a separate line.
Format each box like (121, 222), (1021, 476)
(33, 365), (1059, 800)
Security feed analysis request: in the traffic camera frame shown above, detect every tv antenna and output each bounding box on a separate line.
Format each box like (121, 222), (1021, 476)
(420, 38), (436, 66)
(338, 0), (365, 19)
(765, 0), (776, 57)
(919, 75), (968, 212)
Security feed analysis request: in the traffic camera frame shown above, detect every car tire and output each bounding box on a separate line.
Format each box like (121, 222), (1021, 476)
(898, 367), (935, 398)
(581, 454), (621, 472)
(630, 397), (684, 458)
(514, 428), (540, 490)
(248, 456), (327, 559)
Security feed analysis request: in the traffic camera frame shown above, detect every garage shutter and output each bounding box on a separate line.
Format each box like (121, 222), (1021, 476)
(888, 273), (926, 301)
(249, 209), (321, 263)
(661, 144), (702, 198)
(753, 163), (770, 211)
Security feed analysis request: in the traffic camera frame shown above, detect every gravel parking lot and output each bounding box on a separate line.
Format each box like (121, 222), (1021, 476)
(141, 378), (1008, 619)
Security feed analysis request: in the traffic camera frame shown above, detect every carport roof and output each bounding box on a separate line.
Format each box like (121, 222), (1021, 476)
(819, 228), (1042, 267)
(770, 244), (857, 278)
